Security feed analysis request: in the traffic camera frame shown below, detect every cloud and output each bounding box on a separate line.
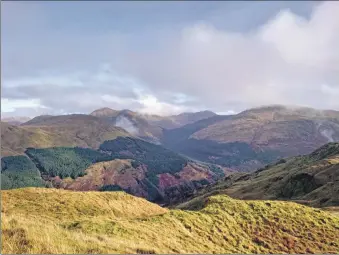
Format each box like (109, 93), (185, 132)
(2, 1), (339, 117)
(1, 66), (191, 117)
(114, 116), (139, 135)
(126, 1), (339, 111)
(1, 98), (48, 112)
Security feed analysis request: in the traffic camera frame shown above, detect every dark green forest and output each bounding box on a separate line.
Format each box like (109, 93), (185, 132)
(1, 155), (45, 189)
(1, 137), (228, 192)
(100, 137), (188, 175)
(25, 147), (113, 179)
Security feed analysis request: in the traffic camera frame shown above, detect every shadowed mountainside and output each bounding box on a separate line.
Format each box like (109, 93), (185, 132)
(1, 137), (231, 204)
(162, 105), (339, 171)
(177, 143), (339, 208)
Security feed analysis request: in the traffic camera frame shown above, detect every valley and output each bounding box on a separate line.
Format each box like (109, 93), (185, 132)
(2, 105), (339, 205)
(177, 142), (339, 209)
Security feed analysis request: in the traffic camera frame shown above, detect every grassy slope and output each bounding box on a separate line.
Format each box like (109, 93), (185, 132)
(1, 122), (72, 157)
(2, 188), (339, 254)
(1, 115), (129, 156)
(191, 106), (339, 155)
(178, 143), (339, 208)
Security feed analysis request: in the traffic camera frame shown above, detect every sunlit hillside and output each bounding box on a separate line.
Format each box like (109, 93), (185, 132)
(2, 188), (339, 254)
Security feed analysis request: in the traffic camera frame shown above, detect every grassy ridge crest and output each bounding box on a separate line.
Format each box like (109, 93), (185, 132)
(2, 188), (339, 254)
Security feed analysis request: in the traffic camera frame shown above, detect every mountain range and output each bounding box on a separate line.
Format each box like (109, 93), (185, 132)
(1, 104), (339, 206)
(3, 105), (338, 167)
(2, 104), (339, 254)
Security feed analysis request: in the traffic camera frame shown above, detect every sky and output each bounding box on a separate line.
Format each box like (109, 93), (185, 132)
(1, 1), (339, 118)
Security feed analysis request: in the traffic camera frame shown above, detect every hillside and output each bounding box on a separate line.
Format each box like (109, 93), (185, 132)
(90, 108), (216, 130)
(178, 143), (339, 208)
(151, 110), (217, 129)
(1, 137), (230, 204)
(1, 115), (129, 156)
(192, 106), (339, 156)
(2, 188), (339, 254)
(1, 122), (75, 157)
(90, 109), (164, 143)
(90, 108), (217, 143)
(162, 105), (339, 171)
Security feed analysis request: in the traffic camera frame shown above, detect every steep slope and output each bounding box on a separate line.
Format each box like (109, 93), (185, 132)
(179, 143), (339, 208)
(163, 105), (339, 171)
(1, 137), (230, 204)
(2, 188), (339, 254)
(2, 115), (129, 156)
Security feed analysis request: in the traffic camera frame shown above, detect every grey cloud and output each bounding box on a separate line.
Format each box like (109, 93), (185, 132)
(2, 1), (339, 117)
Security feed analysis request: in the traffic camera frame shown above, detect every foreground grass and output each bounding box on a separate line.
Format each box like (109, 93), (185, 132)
(2, 188), (339, 254)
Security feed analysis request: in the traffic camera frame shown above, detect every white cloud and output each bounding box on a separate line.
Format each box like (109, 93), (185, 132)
(137, 94), (192, 116)
(2, 1), (339, 117)
(1, 98), (48, 112)
(122, 2), (339, 112)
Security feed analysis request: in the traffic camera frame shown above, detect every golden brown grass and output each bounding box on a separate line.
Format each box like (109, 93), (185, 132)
(1, 120), (129, 156)
(2, 188), (339, 254)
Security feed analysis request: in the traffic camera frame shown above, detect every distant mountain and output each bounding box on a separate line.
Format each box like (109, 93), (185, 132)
(4, 105), (339, 175)
(171, 110), (217, 126)
(1, 115), (129, 156)
(1, 116), (31, 125)
(21, 115), (55, 125)
(150, 110), (217, 129)
(1, 121), (71, 157)
(91, 109), (164, 143)
(1, 136), (232, 204)
(178, 142), (339, 208)
(162, 105), (339, 171)
(90, 108), (217, 142)
(90, 107), (119, 117)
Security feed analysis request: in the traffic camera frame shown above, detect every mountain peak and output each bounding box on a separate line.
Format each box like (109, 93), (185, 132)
(90, 107), (119, 117)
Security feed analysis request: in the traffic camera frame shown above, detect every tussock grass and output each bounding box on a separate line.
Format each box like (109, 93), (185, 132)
(2, 188), (339, 254)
